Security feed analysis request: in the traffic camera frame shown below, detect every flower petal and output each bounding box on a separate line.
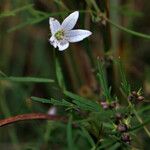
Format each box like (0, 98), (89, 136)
(47, 107), (57, 115)
(61, 11), (79, 31)
(49, 17), (61, 34)
(58, 40), (69, 51)
(65, 29), (92, 43)
(49, 36), (57, 48)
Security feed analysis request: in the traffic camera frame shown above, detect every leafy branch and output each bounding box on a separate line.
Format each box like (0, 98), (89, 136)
(117, 59), (150, 138)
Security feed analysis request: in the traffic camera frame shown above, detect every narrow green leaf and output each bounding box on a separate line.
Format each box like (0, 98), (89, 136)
(0, 70), (7, 77)
(7, 11), (67, 32)
(50, 98), (73, 107)
(67, 115), (75, 150)
(31, 96), (51, 104)
(0, 4), (34, 18)
(31, 96), (73, 107)
(12, 4), (34, 14)
(81, 127), (95, 147)
(137, 105), (150, 114)
(54, 0), (69, 10)
(64, 91), (100, 112)
(98, 140), (116, 150)
(107, 142), (121, 150)
(129, 119), (150, 132)
(116, 59), (130, 95)
(7, 10), (89, 32)
(97, 60), (111, 101)
(0, 76), (54, 83)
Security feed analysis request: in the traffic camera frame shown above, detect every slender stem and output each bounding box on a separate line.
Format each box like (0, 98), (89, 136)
(44, 121), (53, 143)
(131, 105), (150, 137)
(84, 8), (150, 40)
(89, 0), (100, 12)
(127, 99), (150, 137)
(0, 113), (67, 127)
(0, 70), (7, 77)
(126, 98), (150, 137)
(106, 18), (150, 40)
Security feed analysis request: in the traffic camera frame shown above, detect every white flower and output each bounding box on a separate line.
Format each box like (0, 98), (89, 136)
(49, 11), (92, 51)
(47, 107), (57, 115)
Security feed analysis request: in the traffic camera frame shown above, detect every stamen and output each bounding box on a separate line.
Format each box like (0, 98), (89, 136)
(55, 30), (64, 40)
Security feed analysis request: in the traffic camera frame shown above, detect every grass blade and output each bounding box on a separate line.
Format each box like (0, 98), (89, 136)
(0, 76), (54, 83)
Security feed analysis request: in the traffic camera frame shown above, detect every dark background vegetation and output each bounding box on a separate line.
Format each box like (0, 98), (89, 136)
(0, 0), (150, 149)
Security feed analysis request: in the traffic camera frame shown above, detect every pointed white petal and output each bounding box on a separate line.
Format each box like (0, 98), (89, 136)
(61, 11), (79, 31)
(65, 29), (92, 43)
(58, 40), (69, 51)
(49, 17), (61, 34)
(49, 36), (58, 48)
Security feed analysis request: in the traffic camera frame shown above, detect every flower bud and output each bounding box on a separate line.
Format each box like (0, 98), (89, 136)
(109, 101), (119, 109)
(117, 124), (128, 132)
(121, 133), (131, 144)
(128, 95), (134, 102)
(101, 101), (109, 109)
(131, 91), (138, 97)
(115, 113), (122, 120)
(114, 113), (123, 125)
(137, 96), (144, 101)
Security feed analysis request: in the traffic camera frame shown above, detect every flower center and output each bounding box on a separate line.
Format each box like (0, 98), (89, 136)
(54, 30), (64, 40)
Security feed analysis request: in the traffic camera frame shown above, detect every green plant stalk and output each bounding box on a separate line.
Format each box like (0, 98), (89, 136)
(106, 18), (150, 40)
(43, 121), (53, 143)
(126, 101), (150, 138)
(89, 0), (100, 13)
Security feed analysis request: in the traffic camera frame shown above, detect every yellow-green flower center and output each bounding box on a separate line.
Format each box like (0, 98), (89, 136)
(55, 30), (64, 40)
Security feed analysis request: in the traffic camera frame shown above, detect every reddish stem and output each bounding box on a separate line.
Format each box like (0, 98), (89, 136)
(0, 113), (67, 127)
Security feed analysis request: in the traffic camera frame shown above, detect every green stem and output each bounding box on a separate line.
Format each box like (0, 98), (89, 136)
(43, 121), (53, 143)
(89, 0), (100, 12)
(132, 106), (150, 137)
(127, 100), (150, 138)
(106, 18), (150, 40)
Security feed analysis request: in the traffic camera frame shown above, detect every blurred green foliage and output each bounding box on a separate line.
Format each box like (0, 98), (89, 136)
(0, 0), (150, 149)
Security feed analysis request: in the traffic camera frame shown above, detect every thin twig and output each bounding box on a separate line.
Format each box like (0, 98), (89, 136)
(0, 113), (67, 127)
